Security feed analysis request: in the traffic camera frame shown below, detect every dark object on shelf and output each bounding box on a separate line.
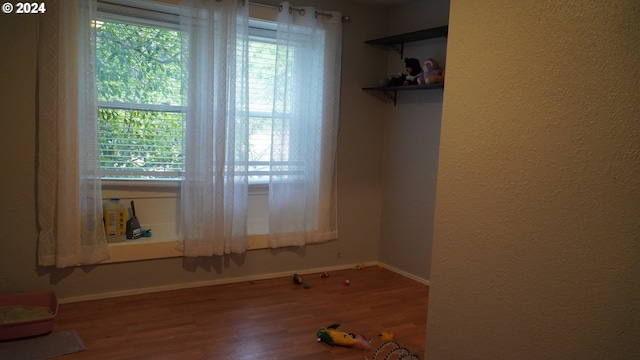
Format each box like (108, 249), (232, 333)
(386, 73), (407, 87)
(404, 57), (422, 85)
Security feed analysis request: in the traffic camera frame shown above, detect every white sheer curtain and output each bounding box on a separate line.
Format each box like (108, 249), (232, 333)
(268, 2), (342, 248)
(179, 0), (250, 256)
(37, 0), (110, 267)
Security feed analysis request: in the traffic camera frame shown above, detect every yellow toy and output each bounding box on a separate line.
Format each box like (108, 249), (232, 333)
(379, 332), (394, 342)
(316, 324), (370, 350)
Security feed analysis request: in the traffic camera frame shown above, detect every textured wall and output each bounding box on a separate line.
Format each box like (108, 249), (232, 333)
(426, 0), (640, 359)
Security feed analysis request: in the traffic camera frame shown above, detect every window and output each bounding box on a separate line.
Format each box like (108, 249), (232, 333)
(247, 22), (280, 184)
(96, 3), (280, 183)
(96, 5), (183, 181)
(94, 1), (340, 253)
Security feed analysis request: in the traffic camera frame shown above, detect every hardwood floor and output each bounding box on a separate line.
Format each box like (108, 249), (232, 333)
(54, 266), (429, 359)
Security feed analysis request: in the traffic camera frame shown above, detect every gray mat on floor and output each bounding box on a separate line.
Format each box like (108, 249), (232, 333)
(0, 330), (85, 360)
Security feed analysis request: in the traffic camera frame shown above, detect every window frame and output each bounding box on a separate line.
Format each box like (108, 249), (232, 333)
(96, 2), (184, 183)
(96, 1), (283, 189)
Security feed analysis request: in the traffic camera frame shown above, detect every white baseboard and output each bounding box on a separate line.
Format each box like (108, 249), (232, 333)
(59, 261), (428, 304)
(377, 262), (431, 286)
(59, 261), (379, 304)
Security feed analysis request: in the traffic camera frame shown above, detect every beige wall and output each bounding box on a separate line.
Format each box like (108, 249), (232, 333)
(426, 0), (640, 358)
(378, 0), (449, 281)
(0, 0), (391, 300)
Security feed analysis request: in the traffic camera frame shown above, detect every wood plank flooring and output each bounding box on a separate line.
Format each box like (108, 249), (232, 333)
(53, 266), (429, 359)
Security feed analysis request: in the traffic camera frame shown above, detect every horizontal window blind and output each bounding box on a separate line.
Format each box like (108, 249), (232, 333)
(98, 105), (184, 180)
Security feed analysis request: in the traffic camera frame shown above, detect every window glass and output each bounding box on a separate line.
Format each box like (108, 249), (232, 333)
(96, 15), (184, 180)
(96, 11), (281, 183)
(247, 27), (276, 183)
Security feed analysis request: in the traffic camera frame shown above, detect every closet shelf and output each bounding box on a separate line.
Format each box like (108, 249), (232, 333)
(365, 25), (448, 59)
(362, 84), (444, 106)
(363, 25), (448, 106)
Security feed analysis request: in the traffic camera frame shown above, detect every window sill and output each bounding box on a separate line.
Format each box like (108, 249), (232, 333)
(103, 233), (270, 264)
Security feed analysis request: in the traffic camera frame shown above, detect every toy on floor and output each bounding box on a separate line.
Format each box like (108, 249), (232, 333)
(365, 340), (421, 360)
(316, 324), (370, 350)
(293, 274), (303, 285)
(377, 332), (394, 342)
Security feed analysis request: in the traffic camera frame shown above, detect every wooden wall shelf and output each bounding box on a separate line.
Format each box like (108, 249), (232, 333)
(362, 84), (444, 106)
(365, 26), (448, 59)
(363, 26), (448, 106)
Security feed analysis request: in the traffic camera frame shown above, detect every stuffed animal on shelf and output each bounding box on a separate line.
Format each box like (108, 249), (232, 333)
(421, 58), (444, 84)
(386, 71), (407, 87)
(316, 324), (370, 350)
(403, 57), (423, 85)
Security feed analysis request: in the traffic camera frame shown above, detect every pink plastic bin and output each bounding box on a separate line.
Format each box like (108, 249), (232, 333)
(0, 291), (58, 341)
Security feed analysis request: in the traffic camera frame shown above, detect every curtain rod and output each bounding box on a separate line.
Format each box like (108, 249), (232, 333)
(250, 1), (351, 22)
(100, 0), (350, 23)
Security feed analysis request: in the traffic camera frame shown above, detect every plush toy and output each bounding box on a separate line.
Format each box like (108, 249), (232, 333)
(422, 58), (444, 84)
(403, 57), (422, 85)
(387, 71), (406, 87)
(316, 324), (370, 350)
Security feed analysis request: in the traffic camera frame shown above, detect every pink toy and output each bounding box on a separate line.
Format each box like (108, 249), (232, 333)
(422, 58), (444, 84)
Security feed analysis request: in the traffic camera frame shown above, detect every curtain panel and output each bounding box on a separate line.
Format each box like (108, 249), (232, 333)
(179, 0), (250, 256)
(37, 0), (110, 267)
(267, 2), (342, 248)
(179, 0), (342, 254)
